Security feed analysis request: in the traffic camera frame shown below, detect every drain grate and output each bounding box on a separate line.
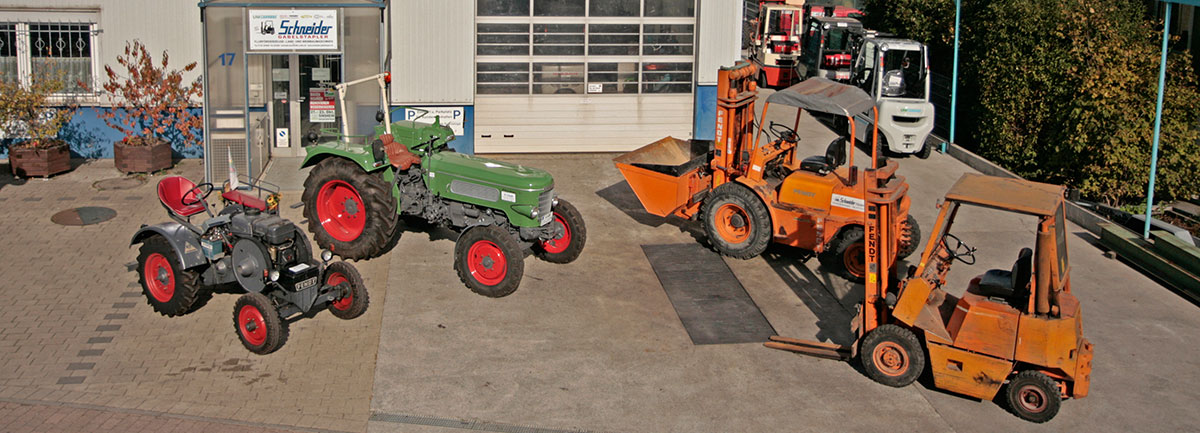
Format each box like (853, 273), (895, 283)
(51, 207), (117, 226)
(92, 177), (145, 191)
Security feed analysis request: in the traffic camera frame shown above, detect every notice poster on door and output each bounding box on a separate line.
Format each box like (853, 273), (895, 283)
(249, 10), (338, 51)
(309, 88), (336, 123)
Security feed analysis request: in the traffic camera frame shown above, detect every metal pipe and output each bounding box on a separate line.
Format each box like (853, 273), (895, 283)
(872, 107), (879, 169)
(945, 0), (961, 153)
(1144, 4), (1172, 239)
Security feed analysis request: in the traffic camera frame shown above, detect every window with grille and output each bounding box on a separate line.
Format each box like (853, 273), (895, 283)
(476, 0), (694, 95)
(0, 20), (98, 93)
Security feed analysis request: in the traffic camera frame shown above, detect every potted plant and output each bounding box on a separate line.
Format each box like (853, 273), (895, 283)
(0, 72), (77, 177)
(96, 41), (202, 173)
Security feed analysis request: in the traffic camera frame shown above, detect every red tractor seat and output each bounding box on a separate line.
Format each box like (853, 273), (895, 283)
(157, 176), (206, 217)
(221, 189), (268, 211)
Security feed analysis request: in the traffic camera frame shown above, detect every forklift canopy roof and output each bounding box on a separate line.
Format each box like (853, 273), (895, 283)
(944, 173), (1066, 216)
(766, 78), (875, 118)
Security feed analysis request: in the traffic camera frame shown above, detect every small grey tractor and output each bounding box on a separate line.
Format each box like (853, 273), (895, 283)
(132, 174), (369, 355)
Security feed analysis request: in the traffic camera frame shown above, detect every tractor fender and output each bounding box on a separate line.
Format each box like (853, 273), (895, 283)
(131, 222), (208, 270)
(301, 145), (388, 173)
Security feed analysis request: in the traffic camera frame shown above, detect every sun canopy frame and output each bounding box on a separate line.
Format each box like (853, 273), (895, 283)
(765, 77), (876, 118)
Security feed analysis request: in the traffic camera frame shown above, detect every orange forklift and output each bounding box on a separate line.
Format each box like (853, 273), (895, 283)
(614, 62), (919, 282)
(768, 173), (1093, 423)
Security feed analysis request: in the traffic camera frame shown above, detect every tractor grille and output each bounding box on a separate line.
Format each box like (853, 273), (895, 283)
(538, 187), (555, 226)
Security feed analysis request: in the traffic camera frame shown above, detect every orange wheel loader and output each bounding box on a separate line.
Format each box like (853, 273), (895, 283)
(614, 62), (919, 282)
(768, 173), (1093, 423)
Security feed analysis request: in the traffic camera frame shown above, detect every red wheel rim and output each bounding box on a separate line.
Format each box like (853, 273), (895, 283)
(539, 212), (572, 254)
(316, 180), (367, 242)
(714, 203), (751, 243)
(328, 272), (352, 311)
(844, 242), (866, 278)
(873, 341), (909, 377)
(467, 240), (507, 286)
(237, 304), (267, 346)
(144, 253), (175, 303)
(1018, 384), (1048, 413)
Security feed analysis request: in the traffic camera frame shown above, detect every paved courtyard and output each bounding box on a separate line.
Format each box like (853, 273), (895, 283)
(1, 127), (1198, 432)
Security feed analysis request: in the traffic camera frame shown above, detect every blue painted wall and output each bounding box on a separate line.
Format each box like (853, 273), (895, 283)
(0, 107), (205, 159)
(388, 105), (475, 155)
(693, 85), (717, 141)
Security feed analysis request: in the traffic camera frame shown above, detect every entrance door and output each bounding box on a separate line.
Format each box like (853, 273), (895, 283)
(268, 54), (342, 157)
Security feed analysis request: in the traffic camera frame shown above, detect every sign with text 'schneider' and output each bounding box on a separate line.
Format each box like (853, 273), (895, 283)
(249, 10), (338, 51)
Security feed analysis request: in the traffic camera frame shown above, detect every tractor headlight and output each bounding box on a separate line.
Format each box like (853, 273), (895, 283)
(530, 207), (540, 219)
(321, 249), (334, 262)
(269, 270), (280, 282)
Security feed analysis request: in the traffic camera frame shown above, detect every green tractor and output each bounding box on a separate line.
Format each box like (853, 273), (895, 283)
(300, 73), (586, 297)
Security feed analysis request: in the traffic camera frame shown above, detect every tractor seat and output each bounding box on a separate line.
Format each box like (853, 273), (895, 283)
(380, 133), (421, 170)
(972, 247), (1033, 299)
(221, 189), (268, 211)
(157, 176), (206, 217)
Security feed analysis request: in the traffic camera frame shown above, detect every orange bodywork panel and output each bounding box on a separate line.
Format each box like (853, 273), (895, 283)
(925, 342), (1013, 401)
(1014, 292), (1085, 379)
(946, 294), (1019, 360)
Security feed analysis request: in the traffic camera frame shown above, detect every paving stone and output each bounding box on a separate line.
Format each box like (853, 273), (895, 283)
(86, 337), (112, 344)
(102, 314), (128, 320)
(95, 325), (120, 332)
(111, 303), (135, 309)
(56, 377), (85, 385)
(66, 362), (94, 371)
(77, 349), (104, 357)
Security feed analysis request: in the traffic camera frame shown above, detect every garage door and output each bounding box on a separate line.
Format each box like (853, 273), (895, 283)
(475, 0), (697, 153)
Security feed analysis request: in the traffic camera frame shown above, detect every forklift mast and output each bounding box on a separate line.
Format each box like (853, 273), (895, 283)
(712, 63), (761, 187)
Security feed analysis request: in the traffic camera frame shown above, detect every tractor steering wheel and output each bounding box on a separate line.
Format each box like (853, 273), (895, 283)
(769, 122), (798, 143)
(182, 183), (214, 206)
(943, 232), (977, 265)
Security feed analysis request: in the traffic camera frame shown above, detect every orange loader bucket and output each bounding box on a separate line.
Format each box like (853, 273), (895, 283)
(613, 136), (712, 217)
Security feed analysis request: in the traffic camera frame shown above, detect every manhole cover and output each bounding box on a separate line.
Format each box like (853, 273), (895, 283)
(52, 207), (117, 226)
(93, 177), (145, 191)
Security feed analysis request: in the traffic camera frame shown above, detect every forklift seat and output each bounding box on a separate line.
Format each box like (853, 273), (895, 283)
(799, 137), (848, 175)
(973, 247), (1033, 300)
(157, 176), (206, 217)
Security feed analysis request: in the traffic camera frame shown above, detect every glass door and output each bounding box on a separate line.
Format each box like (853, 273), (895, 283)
(300, 54), (341, 141)
(268, 54), (341, 156)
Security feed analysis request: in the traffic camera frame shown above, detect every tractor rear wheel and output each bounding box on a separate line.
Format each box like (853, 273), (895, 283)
(233, 292), (288, 355)
(326, 261), (369, 320)
(534, 198), (586, 264)
(860, 324), (925, 387)
(1006, 371), (1062, 423)
(819, 226), (866, 283)
(897, 215), (921, 259)
(455, 225), (524, 298)
(703, 183), (772, 259)
(302, 157), (397, 260)
(137, 235), (202, 317)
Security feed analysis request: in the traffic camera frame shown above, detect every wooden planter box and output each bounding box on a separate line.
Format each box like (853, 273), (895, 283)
(114, 138), (172, 173)
(9, 142), (71, 177)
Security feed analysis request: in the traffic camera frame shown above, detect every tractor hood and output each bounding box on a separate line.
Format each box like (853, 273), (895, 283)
(430, 152), (554, 192)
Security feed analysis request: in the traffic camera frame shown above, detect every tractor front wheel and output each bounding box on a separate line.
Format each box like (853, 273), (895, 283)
(137, 235), (202, 317)
(819, 226), (866, 283)
(302, 157), (397, 260)
(455, 225), (524, 298)
(702, 183), (772, 259)
(860, 324), (925, 388)
(233, 292), (288, 355)
(534, 198), (586, 264)
(1005, 371), (1062, 423)
(326, 261), (369, 320)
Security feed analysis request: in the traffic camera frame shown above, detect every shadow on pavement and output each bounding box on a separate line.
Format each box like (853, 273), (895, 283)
(760, 246), (857, 347)
(0, 163), (27, 191)
(595, 180), (706, 244)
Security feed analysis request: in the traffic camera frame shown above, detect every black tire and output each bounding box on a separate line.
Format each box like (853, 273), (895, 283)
(702, 183), (772, 259)
(233, 292), (288, 355)
(137, 235), (202, 317)
(897, 215), (921, 259)
(1005, 371), (1062, 423)
(454, 225), (524, 298)
(916, 143), (933, 159)
(860, 324), (925, 387)
(301, 157), (398, 260)
(534, 198), (586, 264)
(818, 226), (866, 283)
(326, 261), (369, 320)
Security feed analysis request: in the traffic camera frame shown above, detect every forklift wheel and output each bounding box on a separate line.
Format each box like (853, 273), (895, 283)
(137, 235), (202, 317)
(233, 293), (288, 355)
(703, 184), (772, 259)
(326, 261), (369, 320)
(534, 198), (587, 264)
(818, 227), (866, 283)
(916, 143), (933, 159)
(1005, 371), (1062, 423)
(455, 225), (524, 298)
(897, 215), (921, 259)
(860, 324), (925, 387)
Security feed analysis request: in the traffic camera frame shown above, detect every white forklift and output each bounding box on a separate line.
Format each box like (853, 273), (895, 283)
(848, 35), (936, 158)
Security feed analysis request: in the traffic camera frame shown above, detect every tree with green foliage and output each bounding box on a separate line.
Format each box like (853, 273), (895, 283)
(862, 0), (1200, 207)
